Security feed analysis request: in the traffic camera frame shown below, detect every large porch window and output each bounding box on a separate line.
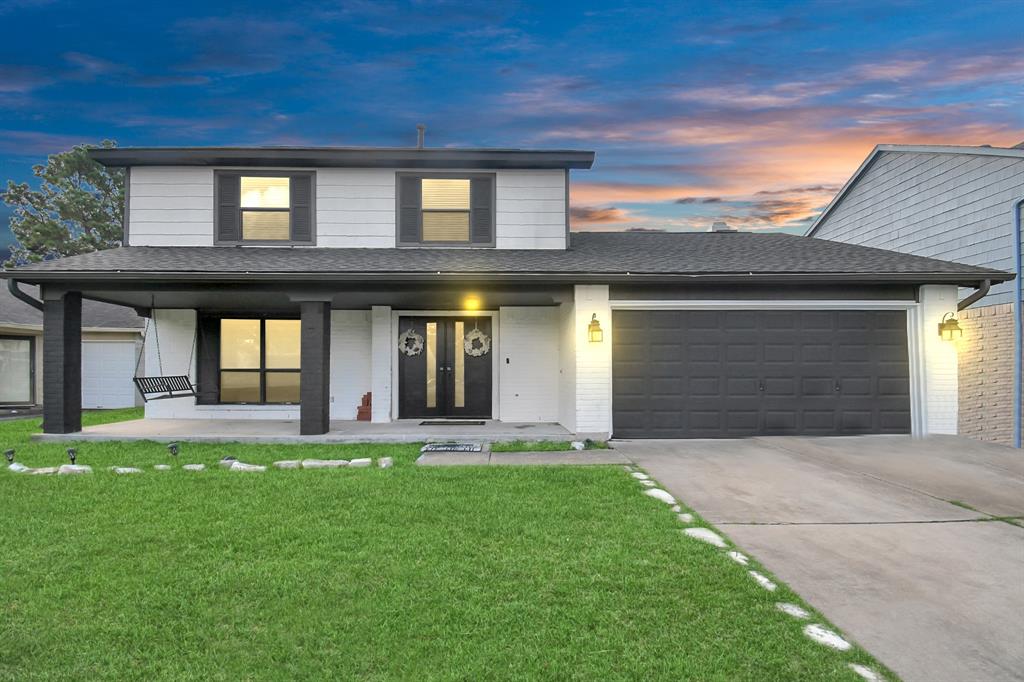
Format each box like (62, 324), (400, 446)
(219, 319), (300, 404)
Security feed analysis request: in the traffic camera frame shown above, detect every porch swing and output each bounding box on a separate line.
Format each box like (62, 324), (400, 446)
(132, 308), (199, 402)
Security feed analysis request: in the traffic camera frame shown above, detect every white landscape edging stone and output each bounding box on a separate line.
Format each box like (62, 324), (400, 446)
(273, 460), (301, 469)
(30, 466), (59, 475)
(378, 457), (393, 468)
(182, 464), (205, 471)
(111, 466), (143, 475)
(677, 512), (695, 524)
(154, 464), (172, 471)
(776, 602), (809, 619)
(349, 458), (372, 468)
(302, 459), (348, 469)
(640, 480), (656, 487)
(748, 571), (777, 591)
(683, 527), (728, 548)
(58, 464), (93, 475)
(8, 462), (31, 473)
(643, 488), (677, 505)
(630, 472), (649, 480)
(727, 550), (749, 566)
(803, 624), (852, 651)
(848, 663), (884, 680)
(230, 461), (266, 472)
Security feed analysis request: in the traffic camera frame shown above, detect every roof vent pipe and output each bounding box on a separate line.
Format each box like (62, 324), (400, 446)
(711, 221), (736, 233)
(416, 124), (425, 150)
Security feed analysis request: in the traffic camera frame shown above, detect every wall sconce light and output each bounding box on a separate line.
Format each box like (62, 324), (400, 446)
(66, 448), (77, 465)
(938, 312), (963, 341)
(167, 442), (179, 457)
(588, 314), (604, 343)
(463, 295), (481, 312)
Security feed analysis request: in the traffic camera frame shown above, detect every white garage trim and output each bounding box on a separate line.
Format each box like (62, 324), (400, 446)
(609, 299), (932, 438)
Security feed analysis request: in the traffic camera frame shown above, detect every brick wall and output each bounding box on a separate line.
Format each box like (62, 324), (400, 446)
(958, 302), (1021, 446)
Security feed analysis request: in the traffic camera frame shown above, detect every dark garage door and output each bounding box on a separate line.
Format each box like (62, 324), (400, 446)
(612, 309), (911, 438)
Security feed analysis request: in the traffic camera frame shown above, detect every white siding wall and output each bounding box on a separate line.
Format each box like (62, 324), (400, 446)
(498, 307), (560, 422)
(495, 170), (566, 249)
(129, 167), (567, 250)
(370, 306), (393, 422)
(813, 151), (1024, 306)
(329, 310), (372, 420)
(129, 168), (215, 246)
(574, 285), (612, 438)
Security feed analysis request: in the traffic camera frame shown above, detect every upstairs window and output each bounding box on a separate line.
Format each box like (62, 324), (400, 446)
(215, 171), (314, 244)
(397, 173), (494, 246)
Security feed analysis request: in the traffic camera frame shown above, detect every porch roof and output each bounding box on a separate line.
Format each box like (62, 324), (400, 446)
(2, 232), (1012, 287)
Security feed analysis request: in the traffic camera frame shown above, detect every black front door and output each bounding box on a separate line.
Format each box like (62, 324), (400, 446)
(398, 317), (492, 419)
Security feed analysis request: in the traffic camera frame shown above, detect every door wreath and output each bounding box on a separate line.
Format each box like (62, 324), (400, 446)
(398, 328), (424, 357)
(463, 326), (491, 357)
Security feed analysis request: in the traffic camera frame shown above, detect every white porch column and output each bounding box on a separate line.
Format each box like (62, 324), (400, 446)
(370, 305), (392, 423)
(917, 285), (959, 435)
(574, 284), (612, 439)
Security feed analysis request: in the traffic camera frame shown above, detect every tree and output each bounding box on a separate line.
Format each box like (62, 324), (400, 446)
(2, 140), (124, 267)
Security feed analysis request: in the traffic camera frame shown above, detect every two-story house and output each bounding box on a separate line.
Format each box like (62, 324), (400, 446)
(808, 143), (1023, 448)
(1, 143), (1012, 441)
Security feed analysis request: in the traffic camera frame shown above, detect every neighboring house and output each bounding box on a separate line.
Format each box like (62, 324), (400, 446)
(0, 282), (143, 410)
(807, 144), (1023, 447)
(0, 144), (1012, 439)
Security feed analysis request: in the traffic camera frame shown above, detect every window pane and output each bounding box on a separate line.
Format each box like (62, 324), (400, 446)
(266, 372), (300, 403)
(220, 319), (261, 369)
(220, 371), (260, 403)
(266, 320), (300, 369)
(454, 321), (464, 408)
(425, 322), (437, 409)
(422, 178), (470, 209)
(422, 212), (469, 242)
(241, 176), (290, 208)
(0, 338), (32, 403)
(242, 211), (290, 240)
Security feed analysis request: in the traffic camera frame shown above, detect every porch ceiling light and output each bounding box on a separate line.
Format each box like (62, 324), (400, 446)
(588, 313), (604, 343)
(938, 313), (963, 341)
(463, 295), (481, 311)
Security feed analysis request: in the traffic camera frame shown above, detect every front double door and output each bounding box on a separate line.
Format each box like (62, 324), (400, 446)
(398, 316), (493, 419)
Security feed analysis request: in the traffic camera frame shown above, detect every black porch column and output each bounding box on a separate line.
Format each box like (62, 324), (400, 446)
(300, 300), (331, 435)
(42, 290), (82, 433)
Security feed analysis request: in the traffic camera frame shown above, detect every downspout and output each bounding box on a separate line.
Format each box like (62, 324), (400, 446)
(1013, 198), (1023, 448)
(957, 279), (990, 311)
(7, 278), (43, 311)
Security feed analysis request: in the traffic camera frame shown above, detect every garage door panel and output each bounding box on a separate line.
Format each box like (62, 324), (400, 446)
(81, 341), (138, 409)
(613, 309), (911, 438)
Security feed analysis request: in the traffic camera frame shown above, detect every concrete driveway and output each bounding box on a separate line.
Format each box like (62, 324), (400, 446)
(618, 435), (1024, 682)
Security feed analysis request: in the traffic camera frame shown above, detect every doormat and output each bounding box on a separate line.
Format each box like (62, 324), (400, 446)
(420, 442), (484, 453)
(419, 420), (486, 426)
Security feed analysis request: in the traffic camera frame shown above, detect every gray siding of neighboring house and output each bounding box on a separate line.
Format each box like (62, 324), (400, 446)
(812, 151), (1024, 307)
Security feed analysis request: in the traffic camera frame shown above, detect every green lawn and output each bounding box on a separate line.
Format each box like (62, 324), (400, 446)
(1, 411), (890, 680)
(490, 439), (609, 452)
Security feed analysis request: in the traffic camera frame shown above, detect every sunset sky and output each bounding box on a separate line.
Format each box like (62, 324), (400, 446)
(0, 0), (1022, 251)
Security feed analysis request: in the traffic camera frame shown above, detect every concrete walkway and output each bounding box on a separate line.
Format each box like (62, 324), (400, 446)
(618, 435), (1024, 682)
(417, 449), (630, 466)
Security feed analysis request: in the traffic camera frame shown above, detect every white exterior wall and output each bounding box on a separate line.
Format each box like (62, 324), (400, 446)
(329, 310), (372, 420)
(370, 306), (393, 422)
(917, 285), (960, 434)
(129, 167), (567, 250)
(573, 284), (612, 438)
(812, 151), (1024, 307)
(498, 307), (560, 422)
(129, 168), (215, 246)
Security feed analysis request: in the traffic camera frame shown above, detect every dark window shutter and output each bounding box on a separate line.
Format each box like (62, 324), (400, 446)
(398, 175), (422, 244)
(470, 176), (494, 245)
(290, 174), (313, 242)
(195, 316), (220, 405)
(216, 173), (240, 242)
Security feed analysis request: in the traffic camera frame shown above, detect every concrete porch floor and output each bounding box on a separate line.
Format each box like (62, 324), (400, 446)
(32, 418), (574, 444)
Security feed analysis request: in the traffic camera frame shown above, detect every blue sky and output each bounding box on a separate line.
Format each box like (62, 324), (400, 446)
(0, 0), (1021, 252)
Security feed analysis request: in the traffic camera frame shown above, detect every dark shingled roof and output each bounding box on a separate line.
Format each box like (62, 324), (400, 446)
(2, 232), (1012, 285)
(0, 283), (143, 329)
